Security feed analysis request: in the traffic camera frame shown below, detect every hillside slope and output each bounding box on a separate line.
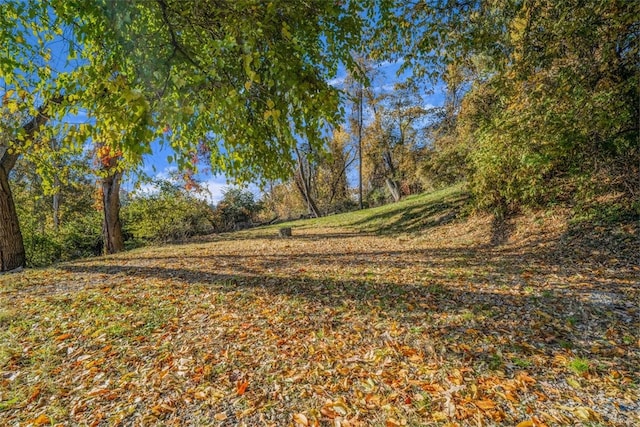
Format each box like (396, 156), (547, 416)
(1, 186), (638, 426)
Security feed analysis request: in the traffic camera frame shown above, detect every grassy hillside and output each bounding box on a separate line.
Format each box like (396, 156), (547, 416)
(1, 186), (638, 426)
(272, 185), (469, 234)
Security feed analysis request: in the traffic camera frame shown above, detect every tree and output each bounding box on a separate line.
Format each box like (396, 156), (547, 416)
(0, 101), (60, 270)
(0, 0), (381, 271)
(374, 0), (639, 213)
(12, 141), (100, 267)
(344, 56), (377, 210)
(293, 143), (322, 218)
(317, 127), (355, 210)
(358, 82), (426, 204)
(94, 144), (126, 254)
(211, 187), (262, 232)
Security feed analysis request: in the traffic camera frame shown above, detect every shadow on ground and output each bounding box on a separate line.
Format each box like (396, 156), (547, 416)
(347, 193), (470, 235)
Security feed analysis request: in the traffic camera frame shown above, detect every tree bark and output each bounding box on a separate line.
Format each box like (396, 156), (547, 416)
(52, 190), (60, 231)
(0, 99), (60, 272)
(385, 177), (401, 203)
(0, 163), (25, 271)
(382, 149), (401, 202)
(293, 146), (321, 218)
(357, 80), (364, 210)
(101, 171), (124, 254)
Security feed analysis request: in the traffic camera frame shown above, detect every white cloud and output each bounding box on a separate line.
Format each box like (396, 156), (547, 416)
(137, 181), (160, 195)
(131, 166), (264, 206)
(374, 60), (395, 68)
(328, 76), (346, 87)
(373, 83), (397, 93)
(199, 179), (228, 205)
(155, 166), (178, 180)
(134, 175), (227, 205)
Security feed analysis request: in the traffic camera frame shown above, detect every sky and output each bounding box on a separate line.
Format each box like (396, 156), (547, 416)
(132, 59), (446, 205)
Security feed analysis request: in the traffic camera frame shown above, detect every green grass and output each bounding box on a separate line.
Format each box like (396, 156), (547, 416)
(261, 184), (469, 234)
(568, 358), (591, 375)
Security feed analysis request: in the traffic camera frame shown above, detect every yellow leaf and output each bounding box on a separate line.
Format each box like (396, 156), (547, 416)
(2, 89), (15, 102)
(244, 81), (252, 91)
(320, 401), (348, 419)
(475, 399), (497, 410)
(572, 406), (598, 421)
(151, 404), (175, 415)
(567, 377), (581, 389)
(432, 411), (448, 421)
(7, 100), (19, 114)
(515, 420), (534, 427)
(214, 412), (227, 421)
(31, 414), (50, 425)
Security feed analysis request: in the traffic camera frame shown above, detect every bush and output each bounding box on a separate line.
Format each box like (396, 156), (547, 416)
(57, 212), (103, 259)
(122, 182), (215, 243)
(23, 231), (62, 268)
(212, 187), (262, 231)
(20, 210), (102, 267)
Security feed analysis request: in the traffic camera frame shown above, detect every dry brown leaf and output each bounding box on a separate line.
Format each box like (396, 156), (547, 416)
(293, 413), (309, 426)
(55, 333), (73, 341)
(31, 414), (50, 426)
(475, 399), (497, 410)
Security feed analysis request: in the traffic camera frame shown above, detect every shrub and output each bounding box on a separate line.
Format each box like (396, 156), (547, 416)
(212, 187), (263, 231)
(122, 182), (215, 243)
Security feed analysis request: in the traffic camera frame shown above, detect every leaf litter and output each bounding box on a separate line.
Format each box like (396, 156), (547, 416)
(0, 208), (638, 426)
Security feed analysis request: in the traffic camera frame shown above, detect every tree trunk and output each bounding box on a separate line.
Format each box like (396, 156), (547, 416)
(102, 171), (124, 254)
(357, 80), (364, 210)
(0, 98), (61, 271)
(293, 146), (321, 218)
(52, 190), (60, 231)
(51, 140), (61, 231)
(0, 164), (25, 271)
(385, 177), (401, 202)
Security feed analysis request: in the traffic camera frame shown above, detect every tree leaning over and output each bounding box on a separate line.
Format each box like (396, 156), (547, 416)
(0, 0), (383, 271)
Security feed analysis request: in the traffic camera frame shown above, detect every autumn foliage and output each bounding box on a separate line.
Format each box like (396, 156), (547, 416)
(1, 188), (637, 425)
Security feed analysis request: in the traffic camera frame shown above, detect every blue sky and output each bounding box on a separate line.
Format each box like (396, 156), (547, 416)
(134, 59), (445, 205)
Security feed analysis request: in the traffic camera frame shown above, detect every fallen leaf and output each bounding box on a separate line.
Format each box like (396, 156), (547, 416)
(432, 411), (448, 421)
(475, 399), (497, 410)
(572, 406), (599, 422)
(236, 379), (249, 395)
(151, 404), (175, 415)
(31, 414), (50, 425)
(27, 386), (41, 403)
(293, 413), (309, 426)
(320, 401), (349, 419)
(55, 333), (72, 341)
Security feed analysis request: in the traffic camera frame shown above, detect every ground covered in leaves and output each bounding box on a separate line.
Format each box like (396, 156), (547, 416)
(1, 190), (638, 426)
